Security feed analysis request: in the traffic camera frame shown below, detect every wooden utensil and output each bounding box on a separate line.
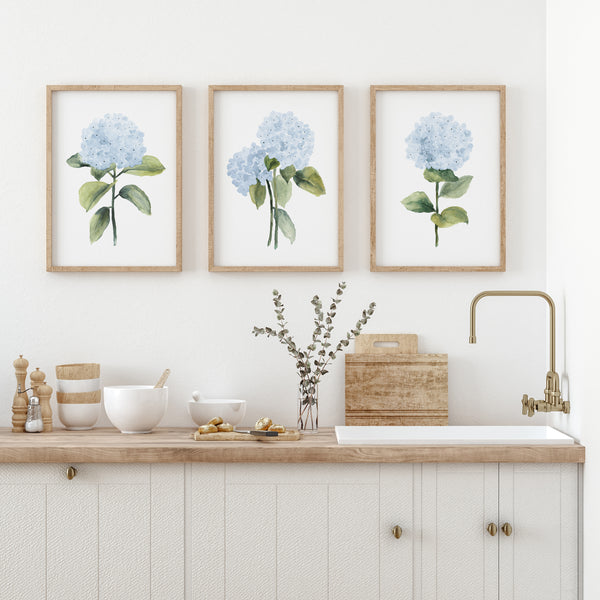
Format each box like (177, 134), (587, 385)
(345, 334), (448, 426)
(154, 369), (171, 388)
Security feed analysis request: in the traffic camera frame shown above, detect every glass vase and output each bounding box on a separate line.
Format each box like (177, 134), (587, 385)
(297, 381), (318, 433)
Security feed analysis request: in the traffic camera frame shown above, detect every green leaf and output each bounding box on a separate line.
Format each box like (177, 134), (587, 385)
(89, 207), (110, 243)
(276, 208), (296, 243)
(264, 156), (280, 172)
(249, 179), (266, 209)
(293, 166), (326, 196)
(431, 206), (469, 228)
(122, 155), (165, 176)
(273, 174), (293, 207)
(118, 184), (151, 215)
(439, 175), (474, 199)
(280, 165), (296, 183)
(91, 163), (116, 181)
(79, 181), (114, 212)
(401, 191), (435, 213)
(423, 168), (458, 183)
(66, 153), (90, 168)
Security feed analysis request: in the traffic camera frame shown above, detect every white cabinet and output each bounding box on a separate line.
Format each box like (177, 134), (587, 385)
(421, 463), (578, 600)
(190, 463), (382, 600)
(0, 461), (578, 599)
(498, 464), (578, 600)
(0, 463), (184, 600)
(421, 463), (499, 600)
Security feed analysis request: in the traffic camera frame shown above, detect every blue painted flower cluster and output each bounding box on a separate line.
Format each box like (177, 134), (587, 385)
(227, 143), (272, 196)
(227, 112), (315, 197)
(405, 112), (472, 171)
(80, 113), (146, 170)
(256, 111), (314, 171)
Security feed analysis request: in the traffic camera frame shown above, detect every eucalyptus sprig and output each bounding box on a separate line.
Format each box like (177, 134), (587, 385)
(252, 282), (376, 393)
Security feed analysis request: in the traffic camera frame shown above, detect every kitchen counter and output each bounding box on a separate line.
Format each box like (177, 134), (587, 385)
(0, 427), (585, 463)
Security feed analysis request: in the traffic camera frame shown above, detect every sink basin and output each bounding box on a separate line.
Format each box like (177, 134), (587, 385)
(335, 426), (575, 445)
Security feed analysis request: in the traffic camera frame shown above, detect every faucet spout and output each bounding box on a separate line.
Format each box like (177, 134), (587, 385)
(468, 290), (569, 416)
(469, 290), (555, 371)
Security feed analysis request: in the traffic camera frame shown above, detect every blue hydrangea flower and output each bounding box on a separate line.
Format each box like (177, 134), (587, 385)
(405, 112), (473, 171)
(227, 143), (273, 196)
(256, 111), (314, 170)
(79, 113), (146, 170)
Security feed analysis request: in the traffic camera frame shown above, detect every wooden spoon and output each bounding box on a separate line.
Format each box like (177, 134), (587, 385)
(154, 369), (171, 388)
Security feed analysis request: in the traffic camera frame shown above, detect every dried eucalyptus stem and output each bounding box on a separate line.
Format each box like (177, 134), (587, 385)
(253, 282), (376, 428)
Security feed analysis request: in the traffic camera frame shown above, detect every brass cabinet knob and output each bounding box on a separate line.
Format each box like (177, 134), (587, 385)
(391, 525), (403, 539)
(487, 523), (498, 536)
(67, 466), (77, 480)
(501, 522), (512, 536)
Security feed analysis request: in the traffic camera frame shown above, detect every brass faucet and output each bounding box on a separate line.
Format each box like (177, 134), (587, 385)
(469, 290), (570, 417)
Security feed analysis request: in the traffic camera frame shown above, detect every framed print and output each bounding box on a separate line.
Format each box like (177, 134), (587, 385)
(371, 85), (505, 271)
(47, 85), (182, 272)
(209, 85), (343, 272)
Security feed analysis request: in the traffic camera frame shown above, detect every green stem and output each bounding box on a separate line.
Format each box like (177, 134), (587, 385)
(434, 181), (439, 248)
(111, 169), (118, 246)
(266, 180), (274, 247)
(272, 169), (279, 249)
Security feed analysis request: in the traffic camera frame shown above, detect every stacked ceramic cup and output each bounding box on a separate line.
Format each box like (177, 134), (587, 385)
(55, 363), (101, 430)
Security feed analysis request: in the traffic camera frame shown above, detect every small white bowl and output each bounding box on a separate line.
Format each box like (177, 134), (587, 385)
(104, 386), (168, 434)
(56, 378), (100, 394)
(57, 403), (101, 430)
(187, 399), (247, 427)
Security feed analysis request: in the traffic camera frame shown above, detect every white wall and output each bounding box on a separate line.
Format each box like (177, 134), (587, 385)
(547, 0), (600, 596)
(0, 0), (548, 429)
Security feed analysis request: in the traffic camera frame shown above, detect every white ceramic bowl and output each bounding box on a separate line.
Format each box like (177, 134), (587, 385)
(187, 399), (247, 427)
(104, 386), (168, 434)
(56, 378), (100, 394)
(57, 403), (101, 430)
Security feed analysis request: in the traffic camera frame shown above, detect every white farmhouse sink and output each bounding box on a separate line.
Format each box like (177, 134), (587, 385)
(335, 426), (575, 445)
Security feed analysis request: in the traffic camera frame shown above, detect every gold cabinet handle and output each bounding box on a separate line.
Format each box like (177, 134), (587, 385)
(67, 466), (77, 480)
(501, 522), (512, 536)
(487, 523), (498, 536)
(391, 525), (403, 539)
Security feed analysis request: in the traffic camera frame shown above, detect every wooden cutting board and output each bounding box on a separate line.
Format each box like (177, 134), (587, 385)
(345, 334), (448, 426)
(190, 430), (301, 441)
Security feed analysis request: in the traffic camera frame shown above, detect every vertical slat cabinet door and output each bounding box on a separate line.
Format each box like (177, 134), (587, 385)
(328, 465), (380, 600)
(498, 464), (578, 600)
(151, 464), (185, 600)
(0, 465), (48, 600)
(421, 463), (499, 600)
(97, 464), (152, 600)
(224, 465), (278, 600)
(47, 474), (98, 600)
(190, 463), (225, 600)
(380, 464), (417, 600)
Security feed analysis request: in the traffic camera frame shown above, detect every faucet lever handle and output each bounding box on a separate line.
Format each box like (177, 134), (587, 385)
(521, 395), (535, 417)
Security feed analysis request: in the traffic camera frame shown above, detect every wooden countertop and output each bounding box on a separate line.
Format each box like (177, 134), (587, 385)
(0, 428), (585, 463)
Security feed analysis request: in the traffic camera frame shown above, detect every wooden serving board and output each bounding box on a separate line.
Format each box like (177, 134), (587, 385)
(191, 430), (301, 442)
(345, 334), (448, 426)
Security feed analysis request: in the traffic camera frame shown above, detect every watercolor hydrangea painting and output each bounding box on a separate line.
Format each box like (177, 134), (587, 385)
(66, 113), (165, 245)
(401, 112), (474, 247)
(226, 110), (326, 249)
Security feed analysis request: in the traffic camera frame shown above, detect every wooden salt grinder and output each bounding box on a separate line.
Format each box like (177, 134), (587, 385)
(12, 355), (29, 432)
(30, 368), (45, 398)
(37, 382), (53, 432)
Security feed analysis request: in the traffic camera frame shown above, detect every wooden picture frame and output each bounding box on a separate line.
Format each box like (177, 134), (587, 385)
(370, 85), (506, 272)
(209, 85), (344, 272)
(47, 85), (182, 272)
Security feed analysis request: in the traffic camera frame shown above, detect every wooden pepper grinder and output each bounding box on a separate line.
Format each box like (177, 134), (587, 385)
(12, 355), (29, 432)
(30, 368), (45, 399)
(37, 381), (53, 432)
